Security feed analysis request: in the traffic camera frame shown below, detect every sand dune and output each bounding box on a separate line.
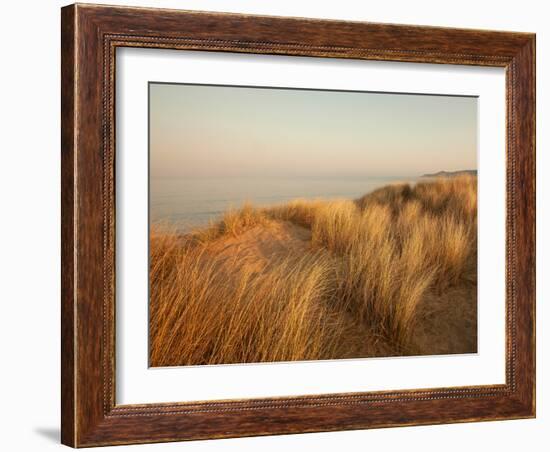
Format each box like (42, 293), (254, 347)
(149, 175), (477, 366)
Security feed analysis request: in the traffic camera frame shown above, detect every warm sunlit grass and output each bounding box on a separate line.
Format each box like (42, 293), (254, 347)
(191, 202), (272, 243)
(149, 175), (477, 366)
(149, 234), (350, 365)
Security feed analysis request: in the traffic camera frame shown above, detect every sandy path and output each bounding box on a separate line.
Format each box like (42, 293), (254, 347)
(412, 254), (478, 355)
(207, 220), (312, 272)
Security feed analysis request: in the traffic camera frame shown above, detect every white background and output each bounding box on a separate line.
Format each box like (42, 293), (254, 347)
(0, 0), (546, 451)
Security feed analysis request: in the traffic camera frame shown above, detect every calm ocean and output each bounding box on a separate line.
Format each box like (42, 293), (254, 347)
(150, 176), (418, 230)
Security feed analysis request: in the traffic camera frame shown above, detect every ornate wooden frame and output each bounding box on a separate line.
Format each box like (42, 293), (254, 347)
(61, 3), (535, 447)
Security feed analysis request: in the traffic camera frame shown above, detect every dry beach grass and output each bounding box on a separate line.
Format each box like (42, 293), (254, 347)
(149, 175), (477, 366)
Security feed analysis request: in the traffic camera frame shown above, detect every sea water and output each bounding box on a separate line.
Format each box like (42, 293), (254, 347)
(150, 176), (418, 230)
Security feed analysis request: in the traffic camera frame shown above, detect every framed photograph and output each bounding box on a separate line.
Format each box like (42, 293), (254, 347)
(61, 3), (535, 447)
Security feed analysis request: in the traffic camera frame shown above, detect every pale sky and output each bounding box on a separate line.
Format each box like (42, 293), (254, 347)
(150, 83), (477, 179)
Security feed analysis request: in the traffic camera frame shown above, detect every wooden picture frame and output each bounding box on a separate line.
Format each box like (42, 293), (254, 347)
(61, 3), (535, 447)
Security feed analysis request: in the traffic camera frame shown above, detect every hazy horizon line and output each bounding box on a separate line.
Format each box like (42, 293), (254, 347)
(150, 169), (477, 181)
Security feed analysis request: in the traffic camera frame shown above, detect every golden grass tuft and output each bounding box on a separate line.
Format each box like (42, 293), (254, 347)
(266, 199), (327, 228)
(150, 175), (477, 365)
(191, 202), (270, 243)
(149, 235), (348, 365)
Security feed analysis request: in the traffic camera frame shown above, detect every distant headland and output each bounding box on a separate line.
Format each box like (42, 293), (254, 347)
(421, 170), (477, 178)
